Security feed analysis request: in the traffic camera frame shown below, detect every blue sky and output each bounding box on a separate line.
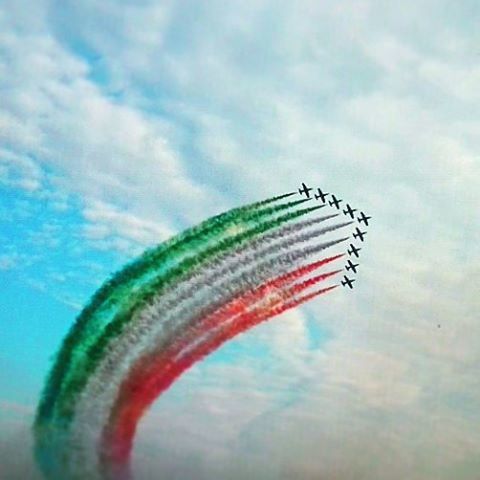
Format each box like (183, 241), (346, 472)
(1, 1), (480, 479)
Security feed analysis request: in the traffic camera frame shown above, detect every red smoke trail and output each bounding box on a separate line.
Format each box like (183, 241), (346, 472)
(106, 254), (343, 414)
(188, 253), (343, 337)
(101, 258), (342, 479)
(112, 254), (343, 399)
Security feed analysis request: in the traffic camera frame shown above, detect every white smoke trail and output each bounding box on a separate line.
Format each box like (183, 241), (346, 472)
(66, 220), (350, 478)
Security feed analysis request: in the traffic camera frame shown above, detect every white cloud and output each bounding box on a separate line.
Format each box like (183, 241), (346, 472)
(1, 5), (228, 258)
(0, 149), (43, 192)
(82, 200), (174, 247)
(0, 405), (42, 480)
(1, 1), (480, 479)
(320, 345), (420, 408)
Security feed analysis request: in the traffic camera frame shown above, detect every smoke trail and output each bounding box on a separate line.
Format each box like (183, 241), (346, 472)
(44, 238), (347, 480)
(87, 259), (342, 480)
(36, 192), (301, 423)
(111, 266), (341, 409)
(100, 265), (340, 480)
(70, 232), (348, 426)
(81, 219), (350, 391)
(52, 203), (324, 425)
(34, 193), (356, 480)
(63, 227), (349, 478)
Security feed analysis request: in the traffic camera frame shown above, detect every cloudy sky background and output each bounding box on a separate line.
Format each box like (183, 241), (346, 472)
(1, 1), (479, 478)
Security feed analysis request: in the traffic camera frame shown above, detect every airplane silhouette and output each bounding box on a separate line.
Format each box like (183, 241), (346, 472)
(348, 243), (361, 257)
(341, 275), (355, 289)
(314, 188), (329, 203)
(345, 259), (359, 274)
(353, 227), (367, 242)
(298, 182), (313, 198)
(342, 203), (357, 219)
(357, 211), (371, 226)
(329, 194), (342, 209)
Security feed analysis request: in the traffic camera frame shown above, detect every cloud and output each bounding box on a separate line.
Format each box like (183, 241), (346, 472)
(0, 416), (42, 480)
(82, 199), (174, 250)
(0, 149), (43, 192)
(1, 1), (479, 479)
(1, 3), (228, 258)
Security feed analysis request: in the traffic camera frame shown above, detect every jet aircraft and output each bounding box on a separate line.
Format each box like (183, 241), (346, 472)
(298, 182), (313, 198)
(353, 227), (367, 242)
(357, 211), (371, 226)
(347, 243), (361, 257)
(342, 203), (357, 219)
(314, 188), (329, 203)
(329, 194), (342, 209)
(341, 275), (355, 289)
(345, 259), (359, 274)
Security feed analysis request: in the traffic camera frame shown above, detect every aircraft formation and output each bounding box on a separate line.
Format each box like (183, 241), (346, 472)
(297, 182), (371, 290)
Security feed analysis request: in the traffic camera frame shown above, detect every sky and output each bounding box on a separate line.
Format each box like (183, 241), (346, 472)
(1, 1), (479, 479)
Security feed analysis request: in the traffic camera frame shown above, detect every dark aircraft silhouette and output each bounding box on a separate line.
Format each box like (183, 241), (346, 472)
(345, 259), (359, 274)
(329, 194), (342, 209)
(314, 188), (329, 203)
(348, 243), (361, 258)
(298, 182), (313, 198)
(342, 203), (357, 219)
(341, 275), (355, 289)
(353, 227), (367, 242)
(357, 211), (371, 226)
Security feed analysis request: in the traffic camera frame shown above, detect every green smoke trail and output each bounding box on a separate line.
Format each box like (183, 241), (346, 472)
(54, 237), (347, 480)
(35, 192), (300, 425)
(53, 204), (323, 425)
(69, 224), (350, 437)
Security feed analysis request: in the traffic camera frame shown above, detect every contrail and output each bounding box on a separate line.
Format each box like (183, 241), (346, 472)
(36, 192), (302, 422)
(100, 264), (340, 480)
(53, 203), (324, 425)
(34, 193), (355, 480)
(65, 232), (348, 478)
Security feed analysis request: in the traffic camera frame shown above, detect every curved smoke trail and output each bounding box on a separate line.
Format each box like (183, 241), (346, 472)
(34, 193), (350, 480)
